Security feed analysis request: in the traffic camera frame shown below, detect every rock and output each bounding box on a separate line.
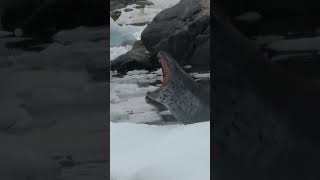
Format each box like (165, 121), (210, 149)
(111, 40), (154, 73)
(110, 0), (126, 12)
(110, 0), (152, 20)
(124, 8), (134, 12)
(141, 0), (210, 70)
(135, 5), (145, 9)
(110, 0), (150, 11)
(110, 10), (122, 21)
(136, 0), (154, 6)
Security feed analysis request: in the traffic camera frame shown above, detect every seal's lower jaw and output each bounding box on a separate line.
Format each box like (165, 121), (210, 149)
(159, 58), (171, 90)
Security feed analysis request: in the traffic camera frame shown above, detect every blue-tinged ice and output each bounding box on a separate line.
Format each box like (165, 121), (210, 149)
(110, 17), (137, 47)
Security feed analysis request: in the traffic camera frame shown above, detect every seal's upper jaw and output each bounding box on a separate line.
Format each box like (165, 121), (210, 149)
(158, 51), (172, 64)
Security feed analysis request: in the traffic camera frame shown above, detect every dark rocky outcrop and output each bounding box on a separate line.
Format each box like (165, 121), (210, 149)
(141, 0), (210, 70)
(111, 0), (210, 73)
(111, 40), (155, 73)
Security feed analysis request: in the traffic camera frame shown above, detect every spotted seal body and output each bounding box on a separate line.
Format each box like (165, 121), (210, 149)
(146, 51), (210, 124)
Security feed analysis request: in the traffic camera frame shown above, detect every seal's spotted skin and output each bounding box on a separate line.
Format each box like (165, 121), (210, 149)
(146, 51), (210, 124)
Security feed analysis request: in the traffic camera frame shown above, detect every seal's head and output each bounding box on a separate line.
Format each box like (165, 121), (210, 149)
(157, 51), (190, 90)
(146, 51), (183, 103)
(146, 51), (210, 124)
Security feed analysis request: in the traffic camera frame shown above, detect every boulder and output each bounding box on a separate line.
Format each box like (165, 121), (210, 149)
(110, 0), (136, 12)
(141, 0), (210, 70)
(111, 40), (155, 73)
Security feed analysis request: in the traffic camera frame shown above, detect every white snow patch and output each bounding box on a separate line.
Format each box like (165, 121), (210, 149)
(191, 72), (210, 79)
(114, 0), (181, 25)
(148, 0), (181, 9)
(115, 5), (162, 25)
(159, 110), (172, 115)
(111, 17), (137, 47)
(110, 121), (210, 180)
(184, 65), (193, 69)
(126, 70), (149, 75)
(112, 71), (160, 85)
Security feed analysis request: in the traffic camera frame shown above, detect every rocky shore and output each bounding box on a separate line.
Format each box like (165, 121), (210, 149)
(111, 0), (210, 73)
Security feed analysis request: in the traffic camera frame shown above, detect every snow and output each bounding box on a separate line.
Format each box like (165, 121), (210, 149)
(110, 122), (210, 180)
(148, 0), (181, 9)
(110, 16), (147, 48)
(184, 65), (193, 69)
(110, 17), (137, 47)
(110, 1), (209, 179)
(191, 72), (210, 79)
(114, 0), (181, 25)
(115, 5), (162, 25)
(126, 70), (149, 75)
(110, 69), (163, 124)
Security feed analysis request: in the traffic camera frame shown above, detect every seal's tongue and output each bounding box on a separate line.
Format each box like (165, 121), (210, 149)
(158, 54), (171, 90)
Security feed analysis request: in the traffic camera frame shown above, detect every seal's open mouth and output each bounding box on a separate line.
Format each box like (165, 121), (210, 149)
(158, 52), (171, 90)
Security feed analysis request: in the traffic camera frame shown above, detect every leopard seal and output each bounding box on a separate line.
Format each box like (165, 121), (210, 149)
(146, 51), (210, 124)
